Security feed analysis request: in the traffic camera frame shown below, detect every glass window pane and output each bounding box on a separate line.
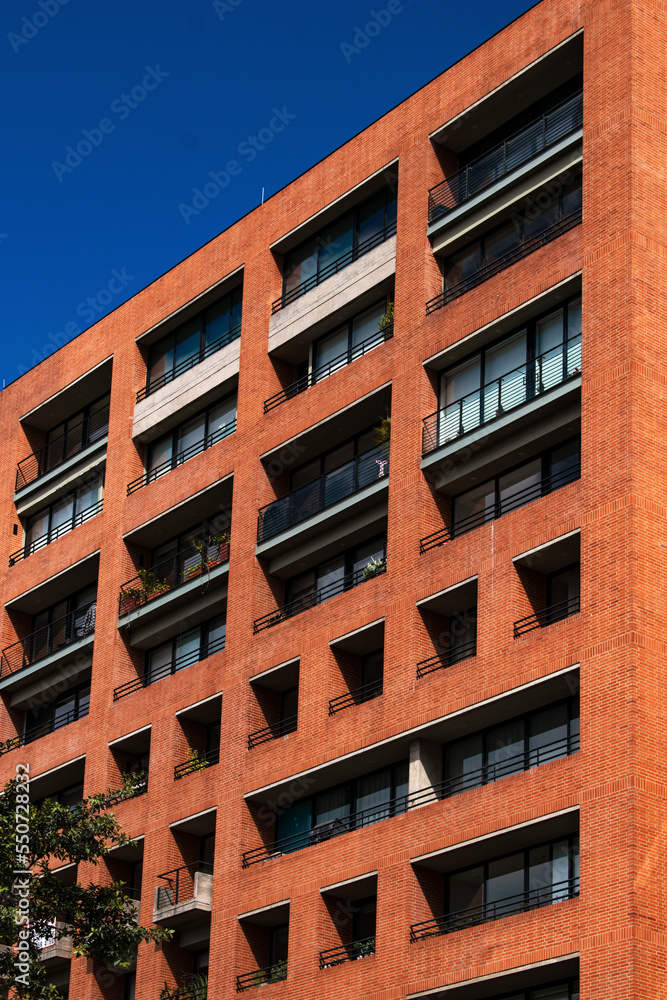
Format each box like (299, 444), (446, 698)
(355, 768), (392, 823)
(206, 614), (226, 654)
(352, 538), (385, 577)
(204, 297), (231, 347)
(276, 799), (312, 852)
(486, 719), (525, 778)
(549, 440), (580, 488)
(445, 244), (482, 291)
(314, 326), (348, 378)
(449, 866), (483, 914)
(148, 338), (174, 388)
(284, 238), (319, 295)
(547, 566), (580, 608)
(358, 191), (385, 244)
(208, 396), (237, 441)
(453, 481), (495, 534)
(317, 556), (346, 598)
(440, 355), (481, 443)
(319, 214), (354, 274)
(52, 495), (74, 534)
(351, 302), (385, 351)
(499, 459), (541, 515)
(484, 330), (527, 418)
(393, 760), (409, 802)
(177, 413), (206, 461)
(174, 319), (201, 369)
(484, 220), (518, 263)
(528, 703), (569, 763)
(314, 785), (350, 827)
(175, 627), (202, 668)
(354, 897), (376, 941)
(288, 569), (316, 605)
(231, 288), (243, 330)
(148, 643), (174, 681)
(361, 649), (383, 687)
(446, 734), (483, 792)
(148, 435), (173, 477)
(528, 843), (554, 902)
(75, 477), (101, 518)
(486, 853), (524, 907)
(533, 987), (572, 1000)
(281, 686), (298, 721)
(270, 925), (289, 965)
(292, 459), (321, 490)
(324, 455), (356, 506)
(27, 511), (50, 551)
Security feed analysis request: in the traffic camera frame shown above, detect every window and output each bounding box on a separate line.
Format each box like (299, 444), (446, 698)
(145, 286), (242, 397)
(33, 780), (83, 810)
(545, 564), (580, 623)
(452, 439), (580, 537)
(286, 535), (387, 609)
(275, 759), (408, 852)
(23, 473), (104, 557)
(311, 298), (391, 382)
(283, 187), (397, 300)
(29, 584), (97, 662)
(445, 696), (579, 795)
(438, 296), (581, 445)
(42, 393), (110, 474)
(445, 835), (579, 929)
(487, 982), (579, 1000)
(25, 682), (91, 743)
(145, 615), (226, 685)
(150, 520), (229, 582)
(143, 392), (236, 486)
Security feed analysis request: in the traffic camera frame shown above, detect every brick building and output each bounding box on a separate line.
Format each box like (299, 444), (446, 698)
(1, 0), (665, 996)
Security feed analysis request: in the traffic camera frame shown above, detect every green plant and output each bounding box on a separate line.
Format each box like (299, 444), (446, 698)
(378, 301), (394, 337)
(352, 937), (375, 958)
(185, 747), (208, 774)
(192, 531), (230, 567)
(266, 959), (287, 983)
(362, 557), (386, 580)
(373, 407), (391, 445)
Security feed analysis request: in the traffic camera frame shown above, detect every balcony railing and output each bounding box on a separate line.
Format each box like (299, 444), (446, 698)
(137, 324), (241, 402)
(258, 444), (390, 543)
(112, 632), (225, 702)
(242, 733), (578, 868)
(319, 936), (376, 968)
(160, 987), (207, 1000)
(1, 601), (96, 678)
(410, 875), (580, 941)
(236, 962), (287, 991)
(328, 679), (382, 715)
(174, 747), (220, 780)
(425, 207), (582, 316)
(0, 704), (89, 756)
(419, 462), (580, 554)
(106, 773), (148, 807)
(252, 560), (386, 635)
(422, 337), (581, 455)
(514, 595), (580, 637)
(9, 498), (104, 566)
(127, 419), (236, 495)
(263, 326), (393, 413)
(118, 542), (230, 616)
(272, 219), (397, 313)
(15, 401), (110, 492)
(428, 91), (583, 223)
(156, 861), (213, 911)
(415, 639), (476, 678)
(248, 715), (297, 750)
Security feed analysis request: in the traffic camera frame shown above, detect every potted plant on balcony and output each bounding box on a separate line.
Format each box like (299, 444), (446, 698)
(192, 531), (230, 572)
(362, 556), (386, 581)
(378, 301), (394, 339)
(373, 408), (391, 445)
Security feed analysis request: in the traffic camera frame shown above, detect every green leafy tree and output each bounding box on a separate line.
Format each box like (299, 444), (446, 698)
(0, 768), (172, 999)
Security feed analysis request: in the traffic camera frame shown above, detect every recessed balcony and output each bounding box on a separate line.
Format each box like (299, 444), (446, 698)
(153, 863), (213, 927)
(0, 604), (95, 701)
(118, 542), (230, 619)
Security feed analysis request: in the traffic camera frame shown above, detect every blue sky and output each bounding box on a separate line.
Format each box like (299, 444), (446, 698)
(0, 0), (536, 388)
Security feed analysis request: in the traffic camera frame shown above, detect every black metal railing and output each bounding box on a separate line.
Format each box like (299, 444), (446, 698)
(118, 543), (230, 616)
(15, 401), (110, 492)
(257, 445), (390, 543)
(236, 962), (287, 991)
(174, 747), (220, 780)
(155, 861), (213, 911)
(319, 936), (376, 968)
(422, 337), (581, 455)
(252, 560), (386, 635)
(263, 326), (393, 413)
(428, 91), (583, 223)
(425, 208), (582, 316)
(127, 419), (236, 494)
(137, 325), (242, 402)
(159, 987), (207, 1000)
(0, 704), (90, 756)
(248, 715), (297, 750)
(106, 773), (149, 807)
(273, 220), (397, 314)
(112, 633), (225, 702)
(9, 498), (104, 567)
(1, 600), (96, 678)
(416, 639), (477, 678)
(419, 462), (580, 554)
(514, 595), (580, 637)
(328, 679), (382, 715)
(242, 733), (578, 868)
(410, 875), (580, 941)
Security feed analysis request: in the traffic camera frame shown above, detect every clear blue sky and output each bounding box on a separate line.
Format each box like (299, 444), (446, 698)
(0, 0), (536, 388)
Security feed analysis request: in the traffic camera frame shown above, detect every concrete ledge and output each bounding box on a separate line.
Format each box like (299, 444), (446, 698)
(132, 338), (240, 440)
(153, 872), (213, 928)
(1, 636), (94, 708)
(15, 438), (108, 516)
(268, 237), (396, 354)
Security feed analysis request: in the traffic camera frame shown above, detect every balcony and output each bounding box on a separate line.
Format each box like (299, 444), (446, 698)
(264, 323), (393, 413)
(428, 91), (583, 225)
(0, 703), (89, 756)
(247, 715), (297, 750)
(15, 398), (110, 493)
(416, 639), (477, 678)
(137, 324), (241, 402)
(328, 679), (382, 715)
(174, 747), (220, 780)
(118, 543), (230, 617)
(10, 498), (104, 566)
(411, 876), (579, 942)
(252, 559), (386, 634)
(236, 962), (287, 991)
(160, 985), (207, 1000)
(257, 444), (389, 544)
(34, 921), (73, 964)
(1, 601), (96, 679)
(154, 862), (213, 927)
(514, 595), (580, 637)
(419, 460), (580, 553)
(319, 937), (375, 969)
(127, 418), (236, 495)
(422, 338), (581, 457)
(113, 631), (225, 701)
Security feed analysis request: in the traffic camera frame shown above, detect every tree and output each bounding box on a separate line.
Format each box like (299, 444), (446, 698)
(0, 767), (172, 999)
